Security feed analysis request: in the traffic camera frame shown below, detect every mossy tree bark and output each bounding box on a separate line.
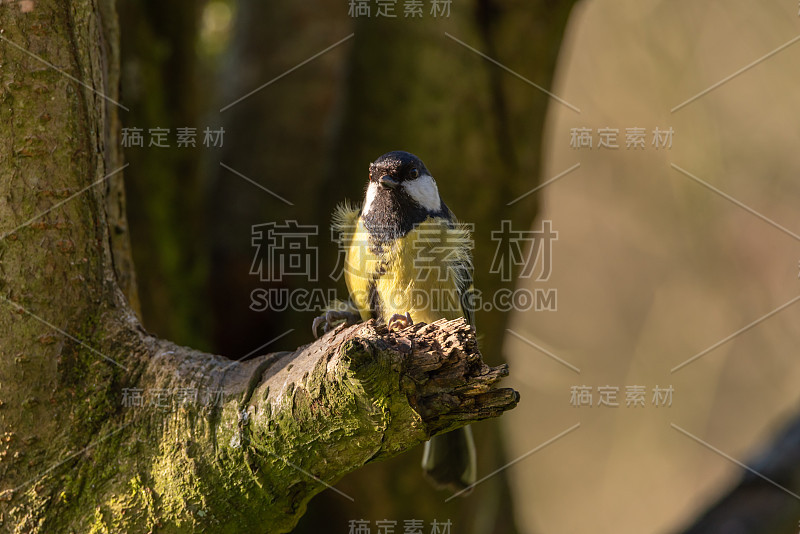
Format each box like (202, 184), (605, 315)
(0, 1), (517, 532)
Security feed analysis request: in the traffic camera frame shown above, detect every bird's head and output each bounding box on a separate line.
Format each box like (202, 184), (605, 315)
(363, 151), (442, 217)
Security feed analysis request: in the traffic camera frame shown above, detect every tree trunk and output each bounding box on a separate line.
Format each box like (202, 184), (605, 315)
(0, 1), (518, 532)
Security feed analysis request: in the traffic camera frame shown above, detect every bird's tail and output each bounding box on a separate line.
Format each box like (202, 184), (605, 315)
(421, 425), (476, 495)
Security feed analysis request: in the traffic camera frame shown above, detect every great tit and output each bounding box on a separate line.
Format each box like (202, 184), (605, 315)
(314, 150), (477, 493)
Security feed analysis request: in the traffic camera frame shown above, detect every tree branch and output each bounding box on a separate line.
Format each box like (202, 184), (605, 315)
(133, 317), (518, 532)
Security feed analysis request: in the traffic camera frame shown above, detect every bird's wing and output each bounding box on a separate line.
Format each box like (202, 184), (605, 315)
(441, 204), (476, 327)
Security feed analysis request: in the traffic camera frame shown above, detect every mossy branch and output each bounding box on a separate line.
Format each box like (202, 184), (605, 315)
(132, 317), (518, 532)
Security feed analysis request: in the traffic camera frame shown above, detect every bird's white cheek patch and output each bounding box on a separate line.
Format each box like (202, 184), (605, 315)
(403, 174), (441, 212)
(362, 182), (379, 215)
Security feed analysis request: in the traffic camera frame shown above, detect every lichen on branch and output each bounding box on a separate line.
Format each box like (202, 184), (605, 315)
(145, 317), (518, 533)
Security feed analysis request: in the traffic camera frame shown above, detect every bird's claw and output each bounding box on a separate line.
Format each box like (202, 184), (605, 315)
(387, 312), (413, 332)
(312, 310), (360, 339)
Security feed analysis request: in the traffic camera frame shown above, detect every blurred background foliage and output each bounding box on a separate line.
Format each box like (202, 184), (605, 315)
(118, 0), (800, 532)
(503, 1), (800, 533)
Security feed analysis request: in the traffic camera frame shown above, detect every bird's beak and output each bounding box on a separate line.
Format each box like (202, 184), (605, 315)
(379, 175), (399, 189)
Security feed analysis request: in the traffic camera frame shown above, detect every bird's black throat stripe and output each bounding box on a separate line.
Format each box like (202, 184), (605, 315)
(366, 257), (389, 321)
(367, 277), (382, 322)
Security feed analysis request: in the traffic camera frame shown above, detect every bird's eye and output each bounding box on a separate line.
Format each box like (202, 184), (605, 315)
(409, 168), (420, 179)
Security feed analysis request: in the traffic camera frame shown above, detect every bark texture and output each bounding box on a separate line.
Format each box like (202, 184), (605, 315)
(114, 317), (514, 533)
(0, 1), (518, 532)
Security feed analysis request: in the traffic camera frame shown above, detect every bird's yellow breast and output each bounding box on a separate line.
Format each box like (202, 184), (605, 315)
(344, 216), (470, 325)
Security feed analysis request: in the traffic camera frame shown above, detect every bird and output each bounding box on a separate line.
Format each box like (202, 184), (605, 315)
(313, 150), (477, 494)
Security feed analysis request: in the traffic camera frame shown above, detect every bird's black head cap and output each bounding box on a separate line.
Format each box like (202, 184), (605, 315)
(369, 151), (430, 184)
